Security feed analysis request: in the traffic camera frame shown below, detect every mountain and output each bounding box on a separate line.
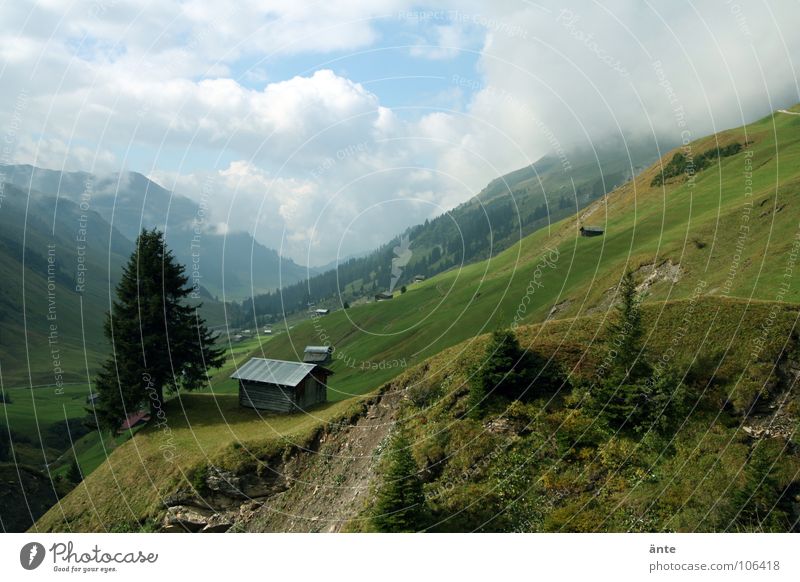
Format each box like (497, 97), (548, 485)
(32, 105), (800, 533)
(0, 181), (132, 386)
(0, 165), (311, 300)
(242, 136), (662, 321)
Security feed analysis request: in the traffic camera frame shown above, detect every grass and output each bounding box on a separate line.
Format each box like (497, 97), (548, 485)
(33, 392), (362, 532)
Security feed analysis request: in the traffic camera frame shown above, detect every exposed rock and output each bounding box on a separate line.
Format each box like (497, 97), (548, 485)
(162, 505), (215, 533)
(485, 417), (514, 434)
(205, 467), (242, 497)
(635, 259), (682, 293)
(200, 514), (234, 533)
(547, 299), (573, 320)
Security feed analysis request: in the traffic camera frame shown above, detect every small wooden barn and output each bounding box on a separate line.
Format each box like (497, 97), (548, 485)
(579, 226), (604, 237)
(375, 291), (394, 301)
(303, 345), (333, 364)
(231, 358), (332, 413)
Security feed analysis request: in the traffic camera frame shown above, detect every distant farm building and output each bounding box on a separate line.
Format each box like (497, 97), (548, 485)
(118, 409), (151, 433)
(314, 308), (330, 316)
(232, 358), (332, 413)
(375, 291), (394, 301)
(303, 345), (333, 364)
(86, 393), (100, 405)
(263, 328), (272, 335)
(579, 226), (604, 237)
(413, 274), (426, 283)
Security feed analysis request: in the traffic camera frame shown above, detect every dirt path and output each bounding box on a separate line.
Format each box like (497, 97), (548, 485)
(233, 387), (402, 532)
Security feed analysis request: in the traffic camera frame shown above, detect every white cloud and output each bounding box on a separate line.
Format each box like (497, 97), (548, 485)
(2, 0), (800, 267)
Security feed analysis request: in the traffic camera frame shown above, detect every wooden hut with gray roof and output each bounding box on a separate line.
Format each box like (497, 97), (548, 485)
(231, 358), (332, 413)
(303, 345), (333, 364)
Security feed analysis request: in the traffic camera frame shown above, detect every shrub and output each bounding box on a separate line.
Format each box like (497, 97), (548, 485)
(730, 444), (795, 532)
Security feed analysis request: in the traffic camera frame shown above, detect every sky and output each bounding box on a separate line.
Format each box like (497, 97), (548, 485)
(2, 0), (799, 266)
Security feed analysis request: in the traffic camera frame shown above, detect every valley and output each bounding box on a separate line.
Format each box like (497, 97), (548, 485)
(22, 104), (800, 533)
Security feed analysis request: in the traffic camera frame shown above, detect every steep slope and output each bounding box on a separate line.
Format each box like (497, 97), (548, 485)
(0, 165), (311, 299)
(32, 297), (800, 532)
(244, 137), (661, 320)
(31, 104), (800, 533)
(0, 182), (132, 386)
(251, 104), (800, 399)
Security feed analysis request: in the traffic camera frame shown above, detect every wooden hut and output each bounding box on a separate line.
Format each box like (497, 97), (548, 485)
(232, 358), (332, 413)
(579, 226), (604, 237)
(375, 291), (394, 301)
(303, 345), (333, 364)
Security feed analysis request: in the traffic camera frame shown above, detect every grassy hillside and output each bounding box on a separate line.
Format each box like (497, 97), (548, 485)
(255, 105), (800, 399)
(348, 299), (800, 532)
(33, 296), (800, 532)
(243, 137), (660, 321)
(31, 104), (800, 532)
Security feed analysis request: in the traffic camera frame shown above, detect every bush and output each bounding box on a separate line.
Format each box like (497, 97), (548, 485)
(651, 142), (743, 187)
(406, 380), (442, 408)
(731, 444), (796, 531)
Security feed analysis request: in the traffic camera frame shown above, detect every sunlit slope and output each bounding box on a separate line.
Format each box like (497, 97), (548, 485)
(252, 106), (800, 399)
(33, 295), (799, 532)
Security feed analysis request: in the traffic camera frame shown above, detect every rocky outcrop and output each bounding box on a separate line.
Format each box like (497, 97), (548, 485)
(741, 354), (800, 442)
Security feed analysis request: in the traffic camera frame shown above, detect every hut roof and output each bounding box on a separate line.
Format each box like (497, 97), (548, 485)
(304, 345), (332, 354)
(119, 409), (151, 431)
(231, 358), (332, 387)
(303, 345), (333, 363)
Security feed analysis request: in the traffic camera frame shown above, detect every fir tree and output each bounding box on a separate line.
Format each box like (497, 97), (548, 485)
(372, 426), (426, 532)
(94, 229), (225, 430)
(0, 423), (10, 462)
(468, 329), (565, 418)
(590, 271), (686, 433)
(67, 459), (83, 484)
(609, 270), (648, 380)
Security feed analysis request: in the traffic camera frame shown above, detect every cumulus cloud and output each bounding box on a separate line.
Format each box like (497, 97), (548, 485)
(2, 0), (799, 266)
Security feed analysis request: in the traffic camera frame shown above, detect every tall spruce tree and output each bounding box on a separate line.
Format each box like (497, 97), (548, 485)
(372, 425), (426, 532)
(468, 329), (564, 418)
(609, 269), (648, 380)
(591, 270), (686, 433)
(94, 229), (225, 430)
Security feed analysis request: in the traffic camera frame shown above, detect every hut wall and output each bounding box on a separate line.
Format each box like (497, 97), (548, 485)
(239, 380), (296, 412)
(297, 375), (327, 408)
